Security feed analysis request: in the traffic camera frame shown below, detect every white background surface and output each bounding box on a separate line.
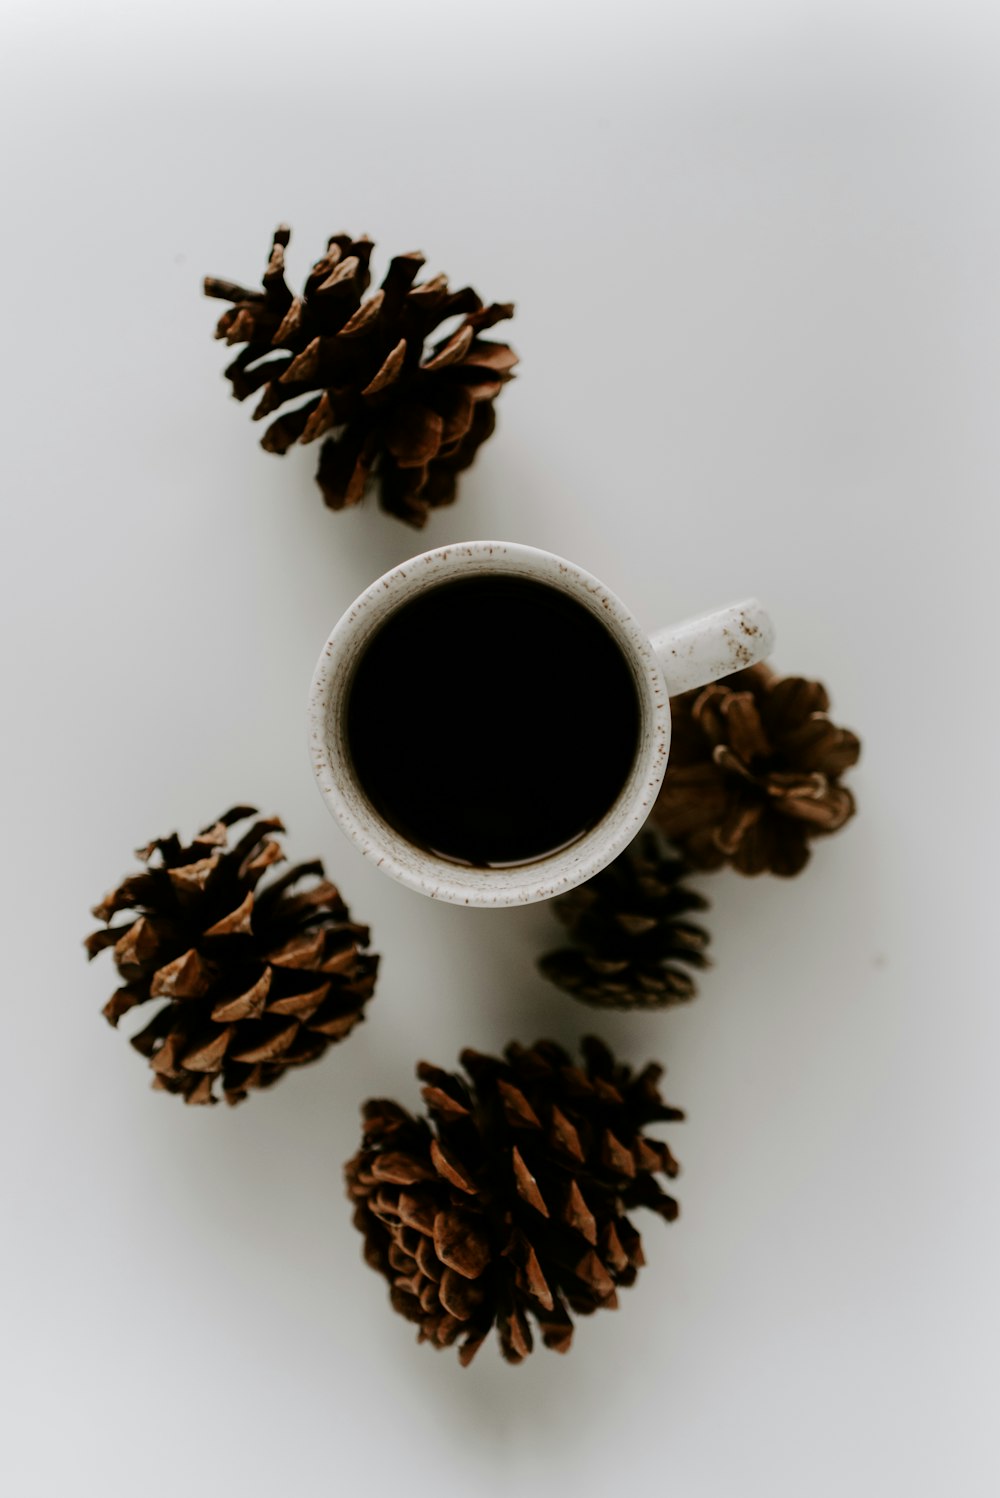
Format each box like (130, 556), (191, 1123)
(2, 2), (998, 1493)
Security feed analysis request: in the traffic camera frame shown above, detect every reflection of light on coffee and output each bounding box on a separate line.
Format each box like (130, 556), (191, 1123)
(425, 831), (596, 871)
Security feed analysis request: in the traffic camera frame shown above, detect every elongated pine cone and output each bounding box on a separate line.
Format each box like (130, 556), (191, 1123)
(345, 1037), (682, 1365)
(653, 664), (861, 877)
(539, 834), (710, 1008)
(85, 807), (378, 1105)
(205, 225), (517, 527)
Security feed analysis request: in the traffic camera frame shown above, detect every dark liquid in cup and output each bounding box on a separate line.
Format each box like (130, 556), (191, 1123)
(345, 575), (641, 868)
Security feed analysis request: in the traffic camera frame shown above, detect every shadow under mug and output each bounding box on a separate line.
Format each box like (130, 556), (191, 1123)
(308, 540), (774, 907)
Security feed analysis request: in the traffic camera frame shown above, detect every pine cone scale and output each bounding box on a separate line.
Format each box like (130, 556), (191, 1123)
(209, 968), (271, 1022)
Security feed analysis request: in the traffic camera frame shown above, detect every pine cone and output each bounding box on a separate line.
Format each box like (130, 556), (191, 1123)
(85, 806), (378, 1105)
(345, 1036), (682, 1365)
(205, 225), (517, 527)
(538, 834), (710, 1008)
(653, 664), (861, 877)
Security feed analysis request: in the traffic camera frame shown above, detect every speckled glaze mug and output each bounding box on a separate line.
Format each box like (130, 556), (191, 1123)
(308, 541), (774, 907)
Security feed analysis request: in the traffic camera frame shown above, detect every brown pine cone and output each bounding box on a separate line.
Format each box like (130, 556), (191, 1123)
(539, 834), (709, 1008)
(205, 225), (517, 527)
(85, 806), (378, 1105)
(653, 664), (861, 877)
(345, 1036), (682, 1366)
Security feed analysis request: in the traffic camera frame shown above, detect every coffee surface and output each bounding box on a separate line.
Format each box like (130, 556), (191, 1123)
(345, 575), (641, 867)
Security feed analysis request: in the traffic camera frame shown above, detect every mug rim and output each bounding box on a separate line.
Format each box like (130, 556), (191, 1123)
(307, 540), (671, 907)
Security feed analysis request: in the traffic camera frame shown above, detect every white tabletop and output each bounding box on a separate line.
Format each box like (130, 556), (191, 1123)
(3, 2), (998, 1494)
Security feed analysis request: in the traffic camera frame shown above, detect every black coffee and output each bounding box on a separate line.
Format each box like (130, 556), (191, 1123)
(345, 575), (641, 868)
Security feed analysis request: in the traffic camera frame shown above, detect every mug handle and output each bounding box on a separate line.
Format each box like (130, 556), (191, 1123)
(650, 598), (775, 697)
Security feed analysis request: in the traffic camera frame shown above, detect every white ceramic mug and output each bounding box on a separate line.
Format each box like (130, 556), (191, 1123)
(308, 540), (774, 908)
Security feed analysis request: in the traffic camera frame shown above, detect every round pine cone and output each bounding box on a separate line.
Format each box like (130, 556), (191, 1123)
(539, 834), (710, 1008)
(205, 225), (517, 527)
(345, 1037), (682, 1366)
(653, 664), (861, 877)
(85, 806), (378, 1106)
